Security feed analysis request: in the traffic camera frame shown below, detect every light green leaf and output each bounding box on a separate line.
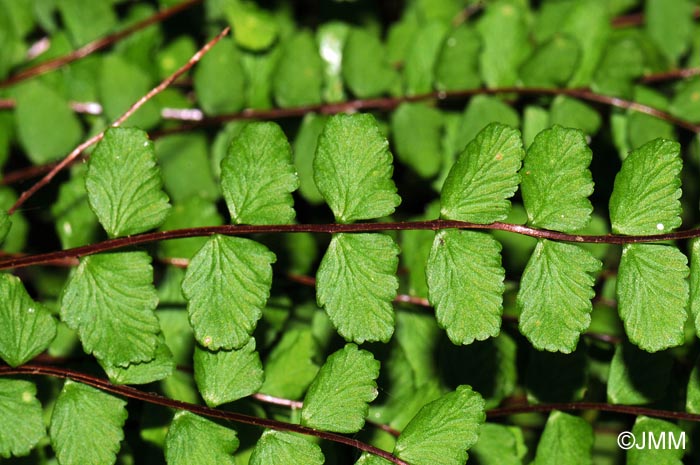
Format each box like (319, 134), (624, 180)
(691, 239), (700, 338)
(241, 45), (280, 109)
(57, 0), (116, 46)
(157, 35), (196, 79)
(453, 95), (521, 155)
(61, 252), (160, 367)
(194, 37), (246, 115)
(182, 235), (275, 350)
(523, 106), (550, 148)
(394, 385), (485, 465)
(0, 188), (27, 253)
(687, 357), (700, 413)
(645, 0), (694, 63)
(477, 1), (530, 87)
(158, 197), (223, 260)
(440, 123), (525, 223)
(609, 138), (681, 235)
(627, 417), (685, 465)
(260, 328), (320, 399)
(549, 96), (601, 136)
(49, 381), (127, 465)
(0, 273), (56, 367)
(391, 103), (443, 178)
(521, 125), (594, 232)
(155, 133), (219, 203)
(194, 338), (264, 407)
(0, 379), (45, 458)
(221, 122), (299, 225)
(435, 25), (481, 92)
(52, 168), (99, 249)
(99, 336), (175, 386)
(427, 230), (504, 344)
(520, 35), (580, 88)
(627, 87), (675, 150)
(293, 113), (327, 204)
(518, 240), (601, 353)
(316, 233), (399, 343)
(670, 77), (700, 124)
(591, 33), (645, 98)
(532, 411), (593, 465)
(301, 344), (379, 433)
(617, 244), (689, 352)
(317, 22), (349, 103)
(314, 114), (401, 223)
(607, 343), (672, 404)
(250, 430), (324, 465)
(342, 28), (394, 98)
(99, 54), (160, 129)
(470, 423), (525, 465)
(86, 127), (171, 238)
(560, 0), (610, 87)
(224, 0), (277, 51)
(273, 31), (323, 107)
(14, 81), (83, 164)
(165, 411), (238, 465)
(0, 210), (9, 245)
(403, 21), (448, 95)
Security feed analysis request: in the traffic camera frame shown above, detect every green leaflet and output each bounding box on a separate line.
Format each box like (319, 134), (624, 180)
(155, 133), (219, 203)
(249, 430), (324, 465)
(86, 127), (171, 238)
(477, 0), (530, 88)
(518, 240), (601, 353)
(293, 113), (327, 204)
(14, 80), (83, 164)
(434, 25), (481, 92)
(403, 21), (447, 95)
(521, 126), (594, 233)
(610, 138), (682, 235)
(316, 233), (399, 343)
(0, 379), (45, 458)
(301, 344), (379, 433)
(342, 28), (394, 98)
(627, 417), (685, 465)
(607, 343), (672, 405)
(549, 96), (602, 136)
(61, 252), (160, 367)
(165, 411), (238, 465)
(99, 336), (175, 386)
(617, 244), (689, 352)
(193, 338), (264, 407)
(52, 167), (99, 249)
(670, 77), (700, 124)
(0, 188), (27, 253)
(0, 210), (9, 245)
(221, 122), (299, 224)
(591, 33), (645, 98)
(317, 23), (349, 103)
(260, 328), (320, 399)
(645, 0), (694, 63)
(193, 37), (246, 115)
(390, 103), (443, 178)
(57, 0), (116, 46)
(532, 411), (593, 465)
(691, 239), (700, 338)
(470, 423), (525, 465)
(440, 123), (525, 223)
(560, 0), (610, 87)
(519, 35), (580, 88)
(49, 381), (127, 465)
(224, 0), (278, 51)
(394, 386), (485, 465)
(0, 273), (56, 367)
(523, 106), (549, 148)
(182, 235), (275, 350)
(314, 114), (401, 223)
(273, 30), (323, 107)
(453, 96), (521, 155)
(627, 87), (675, 150)
(688, 358), (700, 413)
(158, 196), (223, 260)
(426, 230), (504, 345)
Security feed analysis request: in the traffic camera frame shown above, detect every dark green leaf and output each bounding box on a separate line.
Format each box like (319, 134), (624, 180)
(155, 133), (219, 203)
(57, 0), (116, 46)
(158, 196), (223, 260)
(51, 167), (99, 249)
(0, 273), (56, 367)
(314, 113), (401, 223)
(592, 33), (645, 97)
(607, 343), (672, 404)
(521, 126), (594, 232)
(49, 381), (127, 465)
(394, 386), (485, 465)
(293, 113), (327, 204)
(194, 337), (264, 407)
(441, 123), (524, 223)
(260, 328), (319, 399)
(61, 252), (160, 366)
(221, 122), (299, 225)
(687, 357), (700, 413)
(520, 35), (580, 88)
(403, 21), (448, 95)
(0, 188), (27, 253)
(273, 31), (323, 107)
(453, 95), (521, 155)
(518, 240), (601, 353)
(99, 335), (174, 386)
(165, 411), (238, 465)
(617, 244), (689, 352)
(645, 0), (694, 63)
(316, 233), (399, 343)
(670, 77), (700, 124)
(609, 138), (682, 235)
(301, 344), (380, 433)
(549, 96), (601, 136)
(342, 28), (394, 98)
(250, 430), (324, 465)
(427, 230), (504, 344)
(470, 423), (525, 465)
(182, 235), (275, 350)
(532, 411), (593, 465)
(435, 25), (481, 91)
(86, 127), (171, 238)
(0, 379), (45, 458)
(194, 37), (246, 115)
(560, 0), (610, 87)
(391, 103), (443, 178)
